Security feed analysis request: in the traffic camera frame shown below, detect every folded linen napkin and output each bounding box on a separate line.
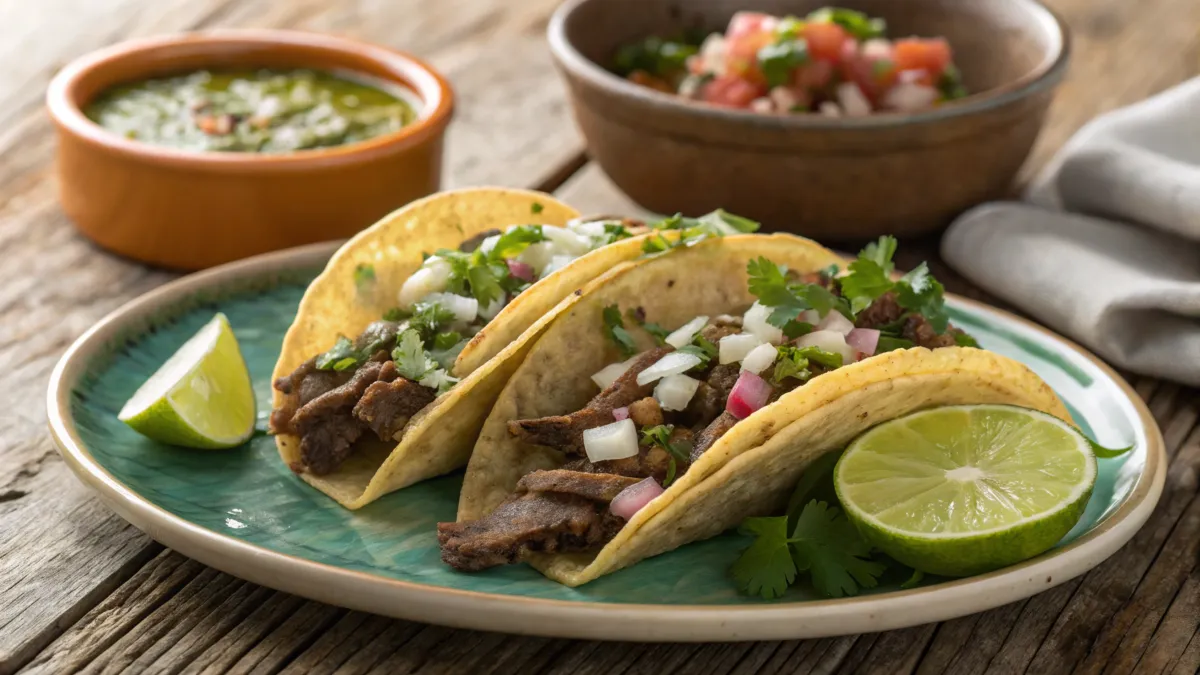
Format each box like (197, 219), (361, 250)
(942, 78), (1200, 385)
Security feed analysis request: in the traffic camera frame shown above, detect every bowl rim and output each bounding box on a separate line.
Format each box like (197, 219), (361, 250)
(46, 29), (454, 171)
(547, 0), (1071, 130)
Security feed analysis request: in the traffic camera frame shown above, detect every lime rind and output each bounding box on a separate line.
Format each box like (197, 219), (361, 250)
(834, 404), (1097, 577)
(118, 313), (256, 449)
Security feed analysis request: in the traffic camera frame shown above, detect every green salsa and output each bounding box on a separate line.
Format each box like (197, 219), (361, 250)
(84, 69), (418, 153)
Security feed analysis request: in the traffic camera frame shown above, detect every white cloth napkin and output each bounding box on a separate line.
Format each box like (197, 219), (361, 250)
(942, 78), (1200, 385)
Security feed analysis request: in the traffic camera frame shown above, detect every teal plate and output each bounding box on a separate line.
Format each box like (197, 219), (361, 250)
(48, 242), (1165, 642)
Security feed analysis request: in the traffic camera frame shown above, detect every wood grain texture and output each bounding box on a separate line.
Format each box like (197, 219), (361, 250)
(3, 0), (1200, 672)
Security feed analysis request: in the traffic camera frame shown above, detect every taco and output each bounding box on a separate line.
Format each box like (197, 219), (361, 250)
(269, 187), (697, 508)
(441, 234), (1068, 586)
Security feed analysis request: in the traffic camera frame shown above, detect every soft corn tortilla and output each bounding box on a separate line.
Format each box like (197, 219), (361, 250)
(272, 187), (658, 509)
(457, 236), (1069, 586)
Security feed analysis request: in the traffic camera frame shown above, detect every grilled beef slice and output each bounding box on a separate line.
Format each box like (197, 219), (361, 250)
(289, 360), (395, 474)
(691, 411), (738, 462)
(684, 363), (740, 426)
(855, 292), (966, 350)
(437, 470), (629, 572)
(353, 367), (438, 440)
(506, 346), (674, 453)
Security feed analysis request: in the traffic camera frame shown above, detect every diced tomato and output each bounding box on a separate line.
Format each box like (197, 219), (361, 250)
(726, 11), (775, 38)
(702, 75), (766, 108)
(802, 21), (849, 62)
(790, 59), (834, 90)
(893, 38), (952, 78)
(724, 29), (775, 83)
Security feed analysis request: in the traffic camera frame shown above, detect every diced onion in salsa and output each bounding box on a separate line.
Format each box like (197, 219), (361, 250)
(583, 418), (640, 463)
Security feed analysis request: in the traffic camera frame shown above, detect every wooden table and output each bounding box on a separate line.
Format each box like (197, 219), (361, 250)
(2, 0), (1198, 672)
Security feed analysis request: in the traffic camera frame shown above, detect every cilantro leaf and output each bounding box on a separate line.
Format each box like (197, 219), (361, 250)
(642, 423), (692, 486)
(677, 335), (717, 368)
(602, 304), (637, 357)
(876, 335), (915, 353)
(732, 517), (797, 600)
(795, 345), (843, 369)
(861, 235), (898, 271)
(784, 452), (841, 529)
(467, 263), (505, 308)
(790, 500), (887, 598)
(807, 7), (886, 40)
(315, 335), (356, 371)
(895, 263), (949, 333)
(382, 307), (406, 322)
(771, 346), (812, 384)
(1089, 438), (1134, 458)
(938, 63), (968, 100)
(747, 257), (795, 308)
(757, 39), (809, 88)
(392, 329), (435, 380)
(353, 263), (376, 292)
(626, 308), (671, 344)
(839, 258), (894, 314)
(641, 233), (677, 256)
(487, 225), (545, 262)
(408, 301), (457, 340)
(954, 332), (979, 348)
(531, 201), (544, 214)
(710, 208), (761, 233)
(901, 568), (925, 589)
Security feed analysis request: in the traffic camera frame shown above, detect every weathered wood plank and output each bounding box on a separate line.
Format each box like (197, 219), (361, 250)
(0, 0), (585, 670)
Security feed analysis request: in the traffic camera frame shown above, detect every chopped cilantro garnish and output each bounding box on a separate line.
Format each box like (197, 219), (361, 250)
(839, 235), (897, 313)
(641, 210), (760, 257)
(602, 304), (637, 357)
(747, 257), (852, 334)
(382, 307), (406, 322)
(757, 39), (809, 88)
(487, 225), (545, 261)
(895, 262), (949, 333)
(331, 356), (358, 371)
(600, 222), (634, 245)
(807, 7), (885, 40)
(531, 201), (544, 214)
(901, 569), (925, 590)
(427, 225), (545, 308)
(677, 334), (717, 368)
(771, 346), (812, 384)
(626, 308), (671, 344)
(796, 345), (842, 369)
(876, 335), (914, 353)
(732, 501), (886, 600)
(641, 424), (692, 488)
(433, 331), (462, 351)
(613, 36), (699, 79)
(315, 335), (356, 371)
(407, 301), (457, 340)
(467, 263), (506, 308)
(954, 332), (979, 348)
(392, 329), (435, 380)
(938, 63), (968, 101)
(641, 233), (677, 255)
(353, 263), (376, 292)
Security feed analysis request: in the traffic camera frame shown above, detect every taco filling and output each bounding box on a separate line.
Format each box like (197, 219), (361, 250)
(269, 217), (644, 475)
(438, 237), (976, 572)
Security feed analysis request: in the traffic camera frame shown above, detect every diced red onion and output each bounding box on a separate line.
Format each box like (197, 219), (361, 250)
(740, 342), (778, 375)
(583, 418), (639, 463)
(612, 406), (630, 421)
(610, 477), (665, 520)
(846, 328), (880, 358)
(719, 333), (763, 364)
(743, 302), (783, 345)
(818, 310), (855, 336)
(654, 373), (700, 411)
(727, 370), (773, 420)
(506, 259), (535, 282)
(636, 351), (702, 386)
(795, 329), (855, 363)
(665, 316), (709, 348)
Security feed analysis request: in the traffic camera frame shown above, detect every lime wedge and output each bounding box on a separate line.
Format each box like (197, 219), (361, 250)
(834, 405), (1096, 577)
(118, 313), (256, 449)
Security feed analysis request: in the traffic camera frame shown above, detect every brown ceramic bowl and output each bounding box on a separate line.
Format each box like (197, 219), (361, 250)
(47, 30), (453, 270)
(549, 0), (1069, 240)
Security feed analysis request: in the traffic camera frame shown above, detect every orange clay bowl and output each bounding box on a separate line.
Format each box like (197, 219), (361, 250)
(549, 0), (1069, 240)
(47, 30), (453, 270)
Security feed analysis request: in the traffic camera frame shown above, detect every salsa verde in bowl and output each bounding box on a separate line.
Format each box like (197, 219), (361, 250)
(47, 30), (453, 270)
(85, 68), (419, 154)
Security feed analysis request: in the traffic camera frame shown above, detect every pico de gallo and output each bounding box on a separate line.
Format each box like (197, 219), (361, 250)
(613, 7), (967, 116)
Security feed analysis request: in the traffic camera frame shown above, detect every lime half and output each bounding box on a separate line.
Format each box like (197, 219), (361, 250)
(118, 313), (256, 449)
(834, 404), (1096, 577)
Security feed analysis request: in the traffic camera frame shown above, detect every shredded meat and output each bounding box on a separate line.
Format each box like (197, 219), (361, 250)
(627, 397), (664, 427)
(903, 314), (964, 349)
(691, 411), (738, 462)
(437, 482), (625, 572)
(506, 346), (673, 453)
(352, 364), (438, 440)
(289, 361), (394, 474)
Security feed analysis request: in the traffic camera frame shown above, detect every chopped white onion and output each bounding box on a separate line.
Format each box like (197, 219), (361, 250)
(636, 351), (702, 386)
(477, 234), (500, 256)
(884, 82), (939, 112)
(819, 101), (842, 117)
(740, 342), (778, 375)
(424, 292), (478, 325)
(477, 295), (507, 320)
(542, 226), (591, 256)
(698, 33), (728, 77)
(567, 219), (611, 238)
(396, 256), (452, 309)
(540, 254), (575, 277)
(665, 316), (709, 348)
(610, 477), (665, 520)
(654, 374), (700, 411)
(719, 333), (763, 364)
(591, 354), (638, 390)
(769, 86), (801, 112)
(818, 311), (856, 336)
(583, 418), (639, 463)
(837, 82), (872, 117)
(516, 241), (554, 276)
(800, 309), (821, 325)
(750, 97), (774, 114)
(743, 302), (784, 345)
(795, 329), (855, 363)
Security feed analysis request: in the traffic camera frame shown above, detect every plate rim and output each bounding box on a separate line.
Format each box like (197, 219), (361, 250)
(46, 242), (1167, 642)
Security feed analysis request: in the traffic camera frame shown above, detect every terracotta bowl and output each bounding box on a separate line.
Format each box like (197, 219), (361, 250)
(47, 30), (453, 270)
(549, 0), (1069, 240)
